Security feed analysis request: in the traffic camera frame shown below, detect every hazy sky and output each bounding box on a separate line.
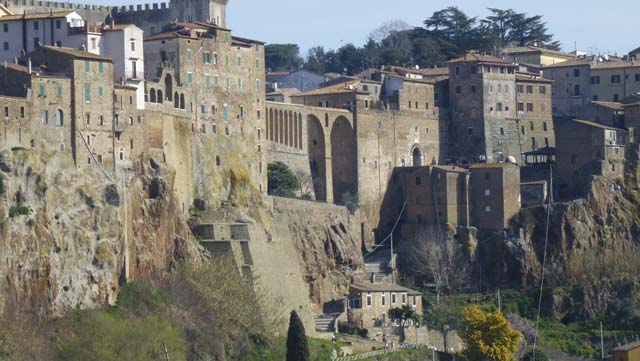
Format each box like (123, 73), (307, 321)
(224, 0), (636, 58)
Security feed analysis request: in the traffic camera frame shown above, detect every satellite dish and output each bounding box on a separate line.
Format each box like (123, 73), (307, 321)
(506, 156), (517, 164)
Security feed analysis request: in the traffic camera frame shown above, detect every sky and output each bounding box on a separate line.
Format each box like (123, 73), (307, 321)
(223, 0), (637, 58)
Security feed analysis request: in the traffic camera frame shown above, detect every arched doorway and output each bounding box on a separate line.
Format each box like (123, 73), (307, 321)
(307, 115), (326, 201)
(412, 146), (422, 167)
(331, 116), (357, 203)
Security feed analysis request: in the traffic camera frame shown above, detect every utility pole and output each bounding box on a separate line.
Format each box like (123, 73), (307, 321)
(600, 321), (605, 361)
(497, 289), (501, 312)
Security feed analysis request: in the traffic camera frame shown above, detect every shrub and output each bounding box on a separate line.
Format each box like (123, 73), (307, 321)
(9, 205), (31, 218)
(268, 162), (300, 197)
(521, 350), (549, 361)
(286, 310), (309, 361)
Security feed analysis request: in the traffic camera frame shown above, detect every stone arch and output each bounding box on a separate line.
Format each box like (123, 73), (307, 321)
(165, 74), (173, 101)
(293, 113), (299, 148)
(55, 109), (64, 126)
(331, 115), (357, 203)
(289, 111), (294, 148)
(298, 113), (303, 149)
(412, 145), (423, 167)
(157, 89), (163, 103)
(268, 108), (274, 140)
(308, 114), (326, 201)
(278, 110), (284, 144)
(149, 88), (156, 103)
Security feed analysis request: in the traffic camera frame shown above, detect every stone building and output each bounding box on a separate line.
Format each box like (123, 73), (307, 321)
(448, 54), (521, 163)
(501, 46), (575, 66)
(2, 0), (229, 36)
(576, 101), (625, 128)
(469, 163), (521, 231)
(555, 118), (628, 199)
(516, 73), (555, 155)
(347, 281), (422, 330)
(590, 61), (640, 103)
(394, 165), (470, 230)
(541, 58), (592, 116)
(266, 69), (326, 92)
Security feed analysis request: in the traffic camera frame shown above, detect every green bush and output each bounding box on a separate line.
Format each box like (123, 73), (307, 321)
(9, 205), (31, 218)
(268, 162), (300, 197)
(521, 350), (549, 361)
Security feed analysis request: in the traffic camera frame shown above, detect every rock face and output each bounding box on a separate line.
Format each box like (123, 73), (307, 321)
(0, 148), (200, 317)
(478, 173), (640, 319)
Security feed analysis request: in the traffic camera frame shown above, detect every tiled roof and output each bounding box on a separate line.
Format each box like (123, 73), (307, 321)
(39, 46), (111, 61)
(449, 53), (513, 65)
(592, 60), (640, 70)
(502, 46), (574, 59)
(516, 74), (553, 83)
(470, 162), (518, 169)
(574, 119), (627, 131)
(613, 341), (640, 352)
(542, 58), (592, 69)
(144, 30), (195, 41)
(0, 11), (73, 21)
(381, 71), (435, 84)
(431, 165), (470, 174)
(351, 282), (421, 295)
(291, 80), (362, 97)
(390, 65), (449, 76)
(591, 101), (624, 111)
(102, 24), (137, 32)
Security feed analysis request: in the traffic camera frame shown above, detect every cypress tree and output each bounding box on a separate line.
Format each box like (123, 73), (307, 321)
(286, 310), (310, 361)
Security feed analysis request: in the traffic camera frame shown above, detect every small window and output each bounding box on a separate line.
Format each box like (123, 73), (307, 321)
(84, 61), (90, 73)
(391, 293), (397, 304)
(485, 205), (492, 212)
(573, 68), (581, 77)
(455, 85), (461, 94)
(467, 127), (473, 135)
(416, 176), (421, 185)
(485, 189), (491, 196)
(39, 85), (45, 96)
(366, 294), (372, 307)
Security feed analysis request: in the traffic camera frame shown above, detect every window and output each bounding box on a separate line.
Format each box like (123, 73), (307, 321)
(574, 84), (581, 96)
(90, 37), (96, 50)
(485, 205), (492, 212)
(391, 293), (397, 304)
(471, 85), (476, 93)
(98, 62), (104, 73)
(545, 138), (549, 147)
(203, 52), (211, 64)
(38, 85), (45, 96)
(497, 102), (503, 111)
(99, 115), (104, 126)
(223, 104), (229, 122)
(593, 95), (599, 101)
(33, 37), (40, 47)
(55, 109), (64, 126)
(57, 86), (62, 97)
(614, 94), (620, 102)
(366, 294), (372, 307)
(85, 113), (90, 125)
(416, 176), (421, 185)
(98, 86), (103, 97)
(413, 295), (417, 306)
(455, 67), (460, 75)
(636, 73), (640, 82)
(527, 103), (534, 112)
(237, 55), (241, 66)
(3, 106), (7, 117)
(591, 76), (600, 84)
(84, 85), (91, 102)
(381, 294), (386, 306)
(573, 68), (581, 77)
(467, 127), (473, 135)
(402, 293), (407, 304)
(365, 99), (369, 109)
(213, 53), (218, 65)
(186, 49), (192, 62)
(2, 24), (7, 32)
(34, 21), (39, 30)
(41, 110), (48, 124)
(55, 19), (61, 29)
(517, 102), (524, 112)
(527, 85), (533, 94)
(19, 106), (24, 118)
(455, 85), (461, 94)
(226, 77), (230, 89)
(237, 78), (242, 89)
(205, 74), (211, 89)
(85, 61), (90, 73)
(255, 58), (260, 69)
(97, 155), (102, 163)
(150, 26), (156, 34)
(240, 106), (244, 118)
(214, 74), (219, 87)
(2, 42), (7, 51)
(500, 127), (504, 136)
(129, 117), (133, 125)
(543, 122), (548, 131)
(611, 75), (621, 83)
(517, 85), (524, 93)
(187, 72), (193, 84)
(225, 54), (229, 66)
(485, 189), (491, 196)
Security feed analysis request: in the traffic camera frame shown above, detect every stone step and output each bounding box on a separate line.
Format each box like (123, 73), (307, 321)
(314, 313), (341, 332)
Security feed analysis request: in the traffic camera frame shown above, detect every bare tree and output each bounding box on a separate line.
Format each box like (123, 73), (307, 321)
(294, 169), (315, 200)
(403, 226), (468, 303)
(369, 20), (413, 43)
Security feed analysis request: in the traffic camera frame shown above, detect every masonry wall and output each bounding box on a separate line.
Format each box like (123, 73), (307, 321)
(470, 164), (520, 230)
(542, 64), (591, 115)
(591, 65), (640, 102)
(517, 79), (555, 154)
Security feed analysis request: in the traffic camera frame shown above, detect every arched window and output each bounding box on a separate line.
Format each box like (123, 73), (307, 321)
(180, 94), (185, 109)
(41, 110), (48, 125)
(119, 148), (124, 160)
(157, 90), (163, 103)
(216, 155), (221, 166)
(174, 92), (179, 108)
(165, 74), (173, 101)
(55, 109), (64, 126)
(149, 88), (156, 103)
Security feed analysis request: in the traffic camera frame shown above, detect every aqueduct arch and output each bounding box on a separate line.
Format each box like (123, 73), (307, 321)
(330, 115), (357, 203)
(307, 114), (327, 201)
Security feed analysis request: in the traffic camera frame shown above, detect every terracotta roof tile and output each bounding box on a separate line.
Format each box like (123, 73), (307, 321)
(40, 46), (111, 61)
(449, 53), (514, 65)
(0, 11), (73, 21)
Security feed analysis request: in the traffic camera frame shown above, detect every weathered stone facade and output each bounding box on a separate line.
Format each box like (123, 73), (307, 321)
(469, 163), (521, 231)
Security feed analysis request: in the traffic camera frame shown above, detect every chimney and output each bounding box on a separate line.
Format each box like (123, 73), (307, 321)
(111, 19), (115, 29)
(28, 58), (32, 74)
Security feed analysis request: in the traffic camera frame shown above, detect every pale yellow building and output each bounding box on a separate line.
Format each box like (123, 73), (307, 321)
(591, 61), (640, 102)
(502, 46), (575, 66)
(612, 341), (640, 361)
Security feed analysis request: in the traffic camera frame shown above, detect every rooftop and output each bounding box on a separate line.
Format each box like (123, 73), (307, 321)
(0, 10), (74, 21)
(591, 101), (624, 111)
(502, 46), (575, 59)
(291, 80), (364, 97)
(542, 58), (592, 69)
(449, 53), (514, 65)
(351, 282), (421, 295)
(470, 162), (519, 169)
(38, 45), (112, 62)
(516, 74), (553, 83)
(613, 340), (640, 352)
(574, 119), (627, 131)
(592, 60), (640, 70)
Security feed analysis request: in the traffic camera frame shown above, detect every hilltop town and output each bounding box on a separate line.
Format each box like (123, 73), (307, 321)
(1, 0), (640, 360)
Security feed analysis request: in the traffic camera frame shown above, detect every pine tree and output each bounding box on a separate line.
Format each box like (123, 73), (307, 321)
(286, 310), (310, 361)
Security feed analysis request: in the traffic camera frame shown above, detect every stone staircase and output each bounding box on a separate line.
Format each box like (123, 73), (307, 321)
(364, 244), (393, 281)
(192, 223), (254, 279)
(314, 313), (341, 333)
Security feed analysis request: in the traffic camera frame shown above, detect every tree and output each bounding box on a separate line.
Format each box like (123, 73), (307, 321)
(305, 46), (328, 74)
(369, 20), (413, 43)
(506, 13), (560, 50)
(388, 305), (420, 343)
(294, 169), (315, 200)
(460, 306), (522, 361)
(286, 311), (309, 361)
(400, 227), (468, 303)
(424, 7), (479, 56)
(268, 162), (300, 197)
(265, 44), (303, 72)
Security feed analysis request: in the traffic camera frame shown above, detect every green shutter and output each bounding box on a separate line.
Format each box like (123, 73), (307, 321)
(84, 84), (91, 102)
(98, 62), (103, 73)
(205, 75), (210, 89)
(57, 86), (62, 97)
(223, 105), (228, 121)
(85, 61), (90, 73)
(39, 85), (45, 96)
(188, 73), (193, 84)
(214, 75), (219, 86)
(98, 86), (103, 97)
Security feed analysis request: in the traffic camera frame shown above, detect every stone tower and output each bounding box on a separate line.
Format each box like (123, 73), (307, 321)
(171, 0), (228, 27)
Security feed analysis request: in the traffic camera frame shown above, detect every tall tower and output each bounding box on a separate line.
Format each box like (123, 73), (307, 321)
(209, 0), (228, 27)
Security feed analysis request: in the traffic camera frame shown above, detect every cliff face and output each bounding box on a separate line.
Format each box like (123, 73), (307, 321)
(479, 172), (640, 318)
(0, 147), (200, 317)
